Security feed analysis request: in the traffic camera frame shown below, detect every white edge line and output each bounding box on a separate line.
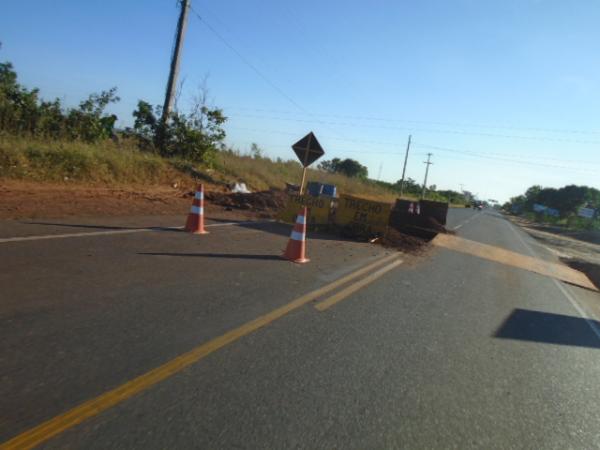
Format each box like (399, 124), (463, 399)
(552, 278), (600, 341)
(452, 211), (480, 230)
(0, 221), (266, 244)
(505, 218), (600, 341)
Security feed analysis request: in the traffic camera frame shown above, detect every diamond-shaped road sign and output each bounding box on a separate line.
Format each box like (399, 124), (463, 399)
(292, 132), (325, 167)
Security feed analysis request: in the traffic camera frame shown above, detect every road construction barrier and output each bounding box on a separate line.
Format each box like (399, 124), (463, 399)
(419, 200), (448, 226)
(277, 194), (332, 226)
(389, 199), (448, 238)
(334, 194), (392, 237)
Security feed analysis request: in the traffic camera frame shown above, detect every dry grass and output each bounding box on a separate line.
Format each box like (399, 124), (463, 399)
(0, 136), (182, 185)
(0, 137), (408, 202)
(215, 151), (404, 202)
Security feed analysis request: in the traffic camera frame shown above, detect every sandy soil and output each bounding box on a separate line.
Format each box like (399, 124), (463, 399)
(0, 181), (284, 221)
(507, 215), (600, 289)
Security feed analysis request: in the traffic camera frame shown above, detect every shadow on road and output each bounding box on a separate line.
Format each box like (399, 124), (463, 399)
(22, 221), (185, 233)
(494, 308), (600, 349)
(138, 252), (283, 261)
(22, 221), (141, 230)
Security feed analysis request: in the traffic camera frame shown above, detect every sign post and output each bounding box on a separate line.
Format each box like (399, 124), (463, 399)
(291, 132), (325, 194)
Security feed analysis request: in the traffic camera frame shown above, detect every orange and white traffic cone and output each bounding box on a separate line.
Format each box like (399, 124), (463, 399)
(283, 207), (309, 263)
(185, 184), (208, 234)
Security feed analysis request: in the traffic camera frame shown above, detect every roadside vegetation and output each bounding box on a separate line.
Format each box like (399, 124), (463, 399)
(0, 60), (466, 204)
(504, 184), (600, 230)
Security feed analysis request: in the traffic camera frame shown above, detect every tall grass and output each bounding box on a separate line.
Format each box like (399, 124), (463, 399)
(0, 136), (181, 185)
(215, 151), (403, 202)
(0, 137), (408, 202)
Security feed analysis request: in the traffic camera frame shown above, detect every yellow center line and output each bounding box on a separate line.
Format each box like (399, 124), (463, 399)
(1, 252), (400, 450)
(315, 259), (404, 311)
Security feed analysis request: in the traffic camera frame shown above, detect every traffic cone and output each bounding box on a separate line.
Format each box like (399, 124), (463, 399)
(283, 207), (309, 263)
(185, 184), (208, 234)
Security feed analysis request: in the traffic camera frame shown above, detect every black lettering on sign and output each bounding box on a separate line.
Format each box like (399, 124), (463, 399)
(353, 211), (368, 222)
(290, 195), (325, 208)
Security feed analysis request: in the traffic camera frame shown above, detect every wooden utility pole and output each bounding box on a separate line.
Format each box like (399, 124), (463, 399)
(421, 153), (433, 199)
(161, 0), (190, 125)
(399, 134), (411, 197)
(299, 133), (312, 195)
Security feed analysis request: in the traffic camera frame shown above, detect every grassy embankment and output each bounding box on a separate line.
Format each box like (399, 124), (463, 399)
(0, 137), (406, 202)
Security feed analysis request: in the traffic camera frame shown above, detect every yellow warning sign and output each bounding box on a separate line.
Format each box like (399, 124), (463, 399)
(335, 194), (391, 235)
(278, 194), (332, 226)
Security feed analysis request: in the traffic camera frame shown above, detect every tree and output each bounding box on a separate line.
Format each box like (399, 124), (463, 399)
(66, 87), (120, 141)
(506, 184), (600, 220)
(0, 61), (119, 142)
(250, 143), (263, 159)
(131, 86), (227, 164)
(318, 157), (368, 178)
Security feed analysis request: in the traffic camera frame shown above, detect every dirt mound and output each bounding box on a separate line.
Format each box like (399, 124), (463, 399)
(561, 258), (600, 290)
(422, 216), (448, 233)
(378, 228), (431, 254)
(204, 189), (287, 216)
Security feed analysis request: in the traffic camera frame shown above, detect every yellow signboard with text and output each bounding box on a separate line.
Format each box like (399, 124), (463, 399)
(277, 194), (332, 226)
(334, 194), (391, 235)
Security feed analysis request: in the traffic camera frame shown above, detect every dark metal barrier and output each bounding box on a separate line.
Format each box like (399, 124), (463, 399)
(389, 199), (448, 239)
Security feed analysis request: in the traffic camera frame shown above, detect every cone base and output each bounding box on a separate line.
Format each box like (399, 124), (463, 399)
(191, 230), (209, 235)
(282, 255), (310, 264)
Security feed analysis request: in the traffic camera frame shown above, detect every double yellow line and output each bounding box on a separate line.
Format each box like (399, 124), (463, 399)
(2, 252), (402, 449)
(313, 254), (403, 311)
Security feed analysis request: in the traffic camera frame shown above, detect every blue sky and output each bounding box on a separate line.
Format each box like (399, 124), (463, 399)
(2, 0), (600, 202)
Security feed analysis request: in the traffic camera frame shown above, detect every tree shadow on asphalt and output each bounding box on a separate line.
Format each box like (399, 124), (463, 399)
(494, 308), (600, 349)
(138, 252), (283, 261)
(21, 221), (184, 233)
(21, 219), (358, 242)
(21, 218), (273, 232)
(22, 221), (141, 230)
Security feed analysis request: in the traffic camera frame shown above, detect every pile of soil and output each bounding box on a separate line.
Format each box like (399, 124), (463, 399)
(204, 189), (287, 216)
(561, 258), (600, 290)
(378, 228), (431, 254)
(422, 216), (448, 233)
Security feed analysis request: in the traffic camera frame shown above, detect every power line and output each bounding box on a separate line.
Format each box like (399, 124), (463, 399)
(225, 112), (600, 145)
(187, 4), (408, 155)
(414, 143), (599, 173)
(226, 125), (600, 167)
(188, 4), (309, 116)
(221, 106), (600, 136)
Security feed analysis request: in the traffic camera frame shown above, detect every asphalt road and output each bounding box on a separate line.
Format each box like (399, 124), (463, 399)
(1, 209), (600, 449)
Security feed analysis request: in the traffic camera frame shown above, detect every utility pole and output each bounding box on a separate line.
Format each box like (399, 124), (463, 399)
(161, 0), (190, 125)
(421, 153), (433, 199)
(377, 162), (383, 181)
(399, 134), (411, 197)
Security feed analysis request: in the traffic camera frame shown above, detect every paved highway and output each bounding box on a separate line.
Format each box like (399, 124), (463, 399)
(1, 209), (600, 448)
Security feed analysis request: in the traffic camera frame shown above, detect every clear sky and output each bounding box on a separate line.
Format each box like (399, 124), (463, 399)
(2, 0), (600, 202)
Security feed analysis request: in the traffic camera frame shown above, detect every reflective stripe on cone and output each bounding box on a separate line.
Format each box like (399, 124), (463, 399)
(185, 184), (208, 234)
